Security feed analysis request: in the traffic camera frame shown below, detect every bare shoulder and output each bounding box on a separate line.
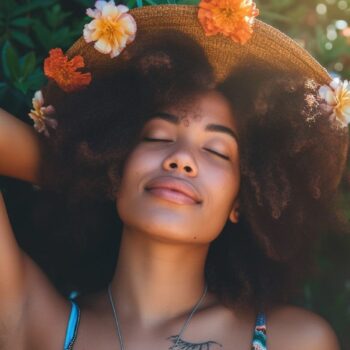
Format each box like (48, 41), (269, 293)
(266, 304), (340, 350)
(23, 253), (71, 350)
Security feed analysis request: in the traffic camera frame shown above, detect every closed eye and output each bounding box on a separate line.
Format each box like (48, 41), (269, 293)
(204, 148), (230, 160)
(143, 137), (173, 142)
(143, 138), (230, 160)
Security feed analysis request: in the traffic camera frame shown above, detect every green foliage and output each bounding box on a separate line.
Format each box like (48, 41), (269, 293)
(256, 0), (350, 78)
(0, 0), (90, 114)
(0, 0), (349, 348)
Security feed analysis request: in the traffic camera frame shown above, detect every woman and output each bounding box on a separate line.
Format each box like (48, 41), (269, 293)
(0, 1), (348, 349)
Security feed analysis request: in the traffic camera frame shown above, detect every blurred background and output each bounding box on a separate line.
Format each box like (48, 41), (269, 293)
(0, 0), (349, 348)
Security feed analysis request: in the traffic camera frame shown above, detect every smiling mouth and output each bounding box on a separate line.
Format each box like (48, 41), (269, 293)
(145, 187), (200, 205)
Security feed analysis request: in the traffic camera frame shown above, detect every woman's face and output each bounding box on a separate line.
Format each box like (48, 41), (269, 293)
(116, 90), (240, 244)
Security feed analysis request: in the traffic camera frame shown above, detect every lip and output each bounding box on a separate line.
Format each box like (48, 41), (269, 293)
(144, 176), (202, 205)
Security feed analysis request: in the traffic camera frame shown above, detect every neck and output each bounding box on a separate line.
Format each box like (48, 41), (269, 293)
(110, 226), (212, 327)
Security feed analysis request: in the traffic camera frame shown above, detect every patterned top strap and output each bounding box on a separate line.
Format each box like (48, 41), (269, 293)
(251, 312), (267, 350)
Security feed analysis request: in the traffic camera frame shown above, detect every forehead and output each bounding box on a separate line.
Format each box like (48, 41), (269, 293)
(164, 90), (237, 129)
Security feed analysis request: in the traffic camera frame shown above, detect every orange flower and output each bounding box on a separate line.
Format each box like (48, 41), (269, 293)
(198, 0), (259, 45)
(44, 48), (92, 93)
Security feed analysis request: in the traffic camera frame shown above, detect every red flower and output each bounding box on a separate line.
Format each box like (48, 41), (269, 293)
(44, 48), (92, 92)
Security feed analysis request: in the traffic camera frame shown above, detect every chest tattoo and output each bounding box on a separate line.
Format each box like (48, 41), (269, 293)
(167, 335), (223, 350)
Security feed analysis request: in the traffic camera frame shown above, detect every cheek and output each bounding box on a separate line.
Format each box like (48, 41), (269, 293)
(115, 147), (162, 221)
(204, 160), (240, 203)
(120, 147), (158, 188)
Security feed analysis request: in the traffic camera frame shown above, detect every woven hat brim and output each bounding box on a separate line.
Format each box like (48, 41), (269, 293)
(66, 4), (331, 85)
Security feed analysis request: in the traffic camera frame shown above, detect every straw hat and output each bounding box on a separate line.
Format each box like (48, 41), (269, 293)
(30, 1), (350, 138)
(64, 4), (330, 85)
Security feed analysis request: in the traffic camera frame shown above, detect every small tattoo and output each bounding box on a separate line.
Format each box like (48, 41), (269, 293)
(167, 335), (223, 350)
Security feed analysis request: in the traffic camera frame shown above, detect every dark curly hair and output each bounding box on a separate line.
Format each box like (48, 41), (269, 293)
(13, 29), (349, 313)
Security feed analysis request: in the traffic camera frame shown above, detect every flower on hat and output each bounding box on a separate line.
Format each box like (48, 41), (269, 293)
(83, 0), (137, 58)
(318, 77), (350, 126)
(28, 90), (58, 137)
(44, 48), (92, 93)
(198, 0), (259, 45)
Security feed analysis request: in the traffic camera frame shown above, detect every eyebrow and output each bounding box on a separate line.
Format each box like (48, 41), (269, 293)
(149, 112), (239, 142)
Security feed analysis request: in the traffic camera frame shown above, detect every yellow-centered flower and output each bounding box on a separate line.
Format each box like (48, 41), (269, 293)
(83, 0), (137, 58)
(28, 90), (58, 137)
(318, 78), (350, 126)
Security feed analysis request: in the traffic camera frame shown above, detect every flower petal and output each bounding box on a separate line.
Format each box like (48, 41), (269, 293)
(96, 0), (109, 11)
(86, 8), (99, 18)
(83, 2), (136, 58)
(45, 117), (58, 129)
(94, 37), (112, 54)
(319, 85), (336, 105)
(198, 0), (259, 45)
(116, 4), (130, 14)
(119, 14), (137, 36)
(330, 77), (341, 90)
(44, 48), (92, 92)
(83, 26), (94, 43)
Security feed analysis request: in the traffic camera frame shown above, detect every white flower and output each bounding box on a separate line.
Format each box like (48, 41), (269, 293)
(318, 78), (350, 126)
(28, 90), (58, 137)
(83, 0), (137, 58)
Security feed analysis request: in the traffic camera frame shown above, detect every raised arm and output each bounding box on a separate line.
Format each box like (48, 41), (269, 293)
(0, 108), (42, 185)
(0, 109), (69, 349)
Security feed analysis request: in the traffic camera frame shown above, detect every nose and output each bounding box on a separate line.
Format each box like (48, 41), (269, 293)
(162, 147), (198, 177)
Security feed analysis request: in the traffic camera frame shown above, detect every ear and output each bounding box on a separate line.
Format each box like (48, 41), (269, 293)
(229, 199), (240, 224)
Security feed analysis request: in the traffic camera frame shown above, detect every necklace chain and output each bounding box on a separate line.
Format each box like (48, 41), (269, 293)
(108, 283), (208, 350)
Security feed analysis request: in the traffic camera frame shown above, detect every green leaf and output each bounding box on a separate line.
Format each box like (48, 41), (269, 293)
(177, 0), (199, 4)
(13, 78), (29, 94)
(51, 27), (71, 47)
(10, 0), (56, 18)
(45, 4), (72, 29)
(20, 52), (36, 79)
(33, 21), (52, 51)
(136, 0), (143, 7)
(72, 0), (94, 7)
(125, 0), (137, 8)
(11, 30), (35, 48)
(0, 0), (17, 16)
(26, 67), (45, 91)
(1, 41), (20, 80)
(10, 17), (33, 27)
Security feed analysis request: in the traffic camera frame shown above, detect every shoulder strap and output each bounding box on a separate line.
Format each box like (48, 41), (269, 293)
(251, 312), (267, 350)
(63, 299), (81, 350)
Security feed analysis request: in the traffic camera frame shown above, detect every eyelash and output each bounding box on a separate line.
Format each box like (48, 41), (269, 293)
(142, 137), (230, 160)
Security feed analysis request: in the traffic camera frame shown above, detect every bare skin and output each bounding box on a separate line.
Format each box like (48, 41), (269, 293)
(0, 91), (341, 350)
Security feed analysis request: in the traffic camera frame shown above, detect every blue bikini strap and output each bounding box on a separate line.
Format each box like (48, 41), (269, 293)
(63, 299), (80, 350)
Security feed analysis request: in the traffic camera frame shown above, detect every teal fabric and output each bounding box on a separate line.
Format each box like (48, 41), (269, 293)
(251, 312), (267, 350)
(63, 299), (267, 350)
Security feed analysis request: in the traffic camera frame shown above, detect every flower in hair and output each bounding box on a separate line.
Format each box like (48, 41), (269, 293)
(318, 77), (350, 126)
(44, 48), (92, 93)
(28, 90), (57, 138)
(198, 0), (259, 45)
(83, 0), (137, 58)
